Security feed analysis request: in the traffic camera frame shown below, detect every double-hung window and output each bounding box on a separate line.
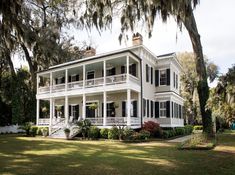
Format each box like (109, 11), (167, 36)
(159, 102), (167, 118)
(160, 70), (167, 85)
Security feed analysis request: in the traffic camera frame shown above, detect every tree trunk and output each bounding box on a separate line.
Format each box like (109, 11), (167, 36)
(181, 6), (212, 133)
(21, 43), (37, 91)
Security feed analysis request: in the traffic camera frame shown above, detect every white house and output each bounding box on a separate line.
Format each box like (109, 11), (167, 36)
(36, 33), (184, 138)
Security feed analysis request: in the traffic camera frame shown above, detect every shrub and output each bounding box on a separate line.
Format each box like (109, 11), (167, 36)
(143, 121), (162, 137)
(37, 127), (42, 135)
(194, 125), (203, 130)
(162, 130), (176, 139)
(185, 125), (193, 134)
(30, 126), (38, 137)
(175, 127), (185, 136)
(19, 122), (32, 136)
(139, 130), (151, 140)
(88, 126), (100, 139)
(108, 126), (119, 139)
(100, 128), (109, 139)
(77, 119), (91, 138)
(123, 128), (134, 140)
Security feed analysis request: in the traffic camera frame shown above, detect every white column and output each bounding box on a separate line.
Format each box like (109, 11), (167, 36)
(83, 65), (86, 88)
(50, 72), (52, 93)
(126, 56), (130, 82)
(138, 92), (141, 119)
(82, 94), (86, 119)
(36, 99), (39, 125)
(65, 69), (68, 91)
(103, 60), (106, 86)
(37, 74), (39, 93)
(103, 91), (107, 126)
(65, 96), (69, 125)
(49, 98), (53, 135)
(127, 89), (131, 126)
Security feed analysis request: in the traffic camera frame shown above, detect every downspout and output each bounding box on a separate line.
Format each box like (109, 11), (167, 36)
(140, 59), (143, 128)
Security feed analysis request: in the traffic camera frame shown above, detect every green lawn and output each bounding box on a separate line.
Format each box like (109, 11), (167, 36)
(0, 132), (235, 175)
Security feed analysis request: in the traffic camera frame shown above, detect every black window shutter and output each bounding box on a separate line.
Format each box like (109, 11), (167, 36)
(151, 101), (153, 117)
(55, 78), (58, 84)
(179, 105), (182, 119)
(147, 100), (149, 117)
(61, 106), (64, 117)
(166, 101), (170, 118)
(155, 102), (159, 118)
(173, 72), (175, 88)
(76, 75), (79, 81)
(75, 105), (79, 119)
(171, 102), (174, 118)
(151, 67), (153, 84)
(155, 70), (159, 86)
(146, 64), (149, 82)
(102, 103), (104, 117)
(112, 68), (116, 75)
(69, 105), (71, 117)
(133, 101), (137, 117)
(167, 69), (170, 85)
(132, 64), (137, 76)
(122, 101), (126, 117)
(62, 77), (65, 83)
(121, 66), (125, 74)
(68, 76), (72, 82)
(143, 99), (146, 116)
(55, 107), (57, 117)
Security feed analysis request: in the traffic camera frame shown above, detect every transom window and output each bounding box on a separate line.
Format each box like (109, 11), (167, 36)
(160, 70), (167, 85)
(159, 102), (166, 118)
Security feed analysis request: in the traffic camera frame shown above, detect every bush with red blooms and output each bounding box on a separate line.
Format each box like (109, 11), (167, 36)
(143, 121), (163, 137)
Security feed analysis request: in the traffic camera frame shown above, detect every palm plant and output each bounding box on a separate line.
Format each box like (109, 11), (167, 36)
(77, 119), (91, 139)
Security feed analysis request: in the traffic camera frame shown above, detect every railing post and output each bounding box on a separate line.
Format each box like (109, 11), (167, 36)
(103, 91), (107, 126)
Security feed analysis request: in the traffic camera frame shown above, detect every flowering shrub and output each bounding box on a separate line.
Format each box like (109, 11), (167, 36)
(143, 121), (162, 137)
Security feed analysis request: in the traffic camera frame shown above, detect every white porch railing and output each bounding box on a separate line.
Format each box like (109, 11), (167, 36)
(171, 118), (184, 126)
(38, 118), (50, 125)
(68, 81), (83, 90)
(38, 73), (140, 94)
(52, 118), (66, 126)
(130, 117), (141, 125)
(88, 117), (103, 125)
(106, 74), (127, 85)
(38, 86), (50, 93)
(106, 117), (127, 125)
(52, 84), (65, 92)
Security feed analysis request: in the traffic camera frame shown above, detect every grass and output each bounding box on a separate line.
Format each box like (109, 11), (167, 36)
(0, 132), (235, 175)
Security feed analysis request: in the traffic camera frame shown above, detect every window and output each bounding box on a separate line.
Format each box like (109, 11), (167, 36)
(146, 64), (149, 82)
(143, 99), (146, 117)
(159, 102), (167, 118)
(147, 100), (149, 117)
(151, 67), (153, 84)
(107, 67), (116, 76)
(173, 72), (176, 88)
(151, 101), (154, 117)
(160, 70), (167, 85)
(107, 102), (115, 117)
(176, 74), (178, 89)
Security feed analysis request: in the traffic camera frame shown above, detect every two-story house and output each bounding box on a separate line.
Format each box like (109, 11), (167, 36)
(36, 33), (184, 138)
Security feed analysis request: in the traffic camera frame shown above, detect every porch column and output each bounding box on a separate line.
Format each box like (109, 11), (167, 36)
(83, 65), (86, 88)
(103, 60), (106, 85)
(37, 74), (39, 93)
(103, 91), (107, 126)
(126, 55), (130, 82)
(49, 98), (53, 135)
(36, 99), (39, 125)
(65, 96), (69, 125)
(65, 69), (68, 91)
(50, 72), (52, 93)
(138, 92), (141, 119)
(82, 94), (86, 119)
(127, 89), (131, 126)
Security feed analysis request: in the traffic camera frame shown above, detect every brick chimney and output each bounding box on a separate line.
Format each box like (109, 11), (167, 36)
(84, 46), (96, 57)
(132, 32), (143, 46)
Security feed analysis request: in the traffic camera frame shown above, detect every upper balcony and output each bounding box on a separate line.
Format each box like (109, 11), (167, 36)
(37, 54), (141, 97)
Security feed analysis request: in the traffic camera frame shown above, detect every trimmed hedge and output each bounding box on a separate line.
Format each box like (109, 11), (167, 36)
(88, 126), (100, 139)
(108, 126), (119, 139)
(162, 125), (193, 139)
(100, 128), (109, 139)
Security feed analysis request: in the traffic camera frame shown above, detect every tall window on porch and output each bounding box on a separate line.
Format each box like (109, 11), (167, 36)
(122, 101), (137, 117)
(107, 102), (115, 117)
(121, 64), (137, 77)
(159, 102), (166, 118)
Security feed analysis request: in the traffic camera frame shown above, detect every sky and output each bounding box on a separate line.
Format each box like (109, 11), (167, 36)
(15, 0), (234, 75)
(70, 0), (235, 75)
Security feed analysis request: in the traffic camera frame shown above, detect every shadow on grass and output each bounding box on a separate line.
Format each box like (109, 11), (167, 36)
(0, 133), (235, 175)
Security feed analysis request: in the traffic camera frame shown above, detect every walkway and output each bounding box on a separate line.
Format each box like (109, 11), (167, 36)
(168, 135), (192, 143)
